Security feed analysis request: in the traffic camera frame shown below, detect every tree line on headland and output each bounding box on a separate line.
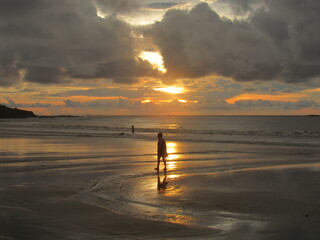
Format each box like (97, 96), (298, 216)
(0, 104), (37, 118)
(0, 105), (78, 118)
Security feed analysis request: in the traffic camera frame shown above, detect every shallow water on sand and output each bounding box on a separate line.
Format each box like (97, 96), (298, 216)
(72, 140), (320, 239)
(1, 134), (320, 239)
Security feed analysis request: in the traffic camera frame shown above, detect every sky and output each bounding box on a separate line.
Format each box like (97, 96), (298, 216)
(0, 0), (319, 115)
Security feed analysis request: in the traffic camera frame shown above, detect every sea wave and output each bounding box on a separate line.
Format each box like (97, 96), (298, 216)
(7, 122), (320, 137)
(1, 115), (319, 147)
(1, 125), (319, 147)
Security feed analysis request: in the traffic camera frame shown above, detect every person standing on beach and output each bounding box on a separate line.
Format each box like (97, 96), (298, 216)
(155, 132), (168, 171)
(132, 125), (135, 134)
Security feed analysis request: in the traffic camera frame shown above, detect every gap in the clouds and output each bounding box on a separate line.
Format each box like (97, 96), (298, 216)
(139, 51), (167, 73)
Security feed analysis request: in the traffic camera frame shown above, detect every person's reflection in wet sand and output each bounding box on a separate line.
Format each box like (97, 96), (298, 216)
(157, 172), (169, 194)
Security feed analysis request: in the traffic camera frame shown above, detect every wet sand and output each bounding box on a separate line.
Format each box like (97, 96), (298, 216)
(1, 136), (320, 239)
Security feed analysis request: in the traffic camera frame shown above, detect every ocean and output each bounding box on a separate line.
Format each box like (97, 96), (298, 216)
(1, 115), (319, 147)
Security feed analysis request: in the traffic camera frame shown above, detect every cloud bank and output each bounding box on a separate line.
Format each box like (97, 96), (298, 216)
(0, 0), (319, 87)
(0, 0), (157, 86)
(93, 0), (142, 15)
(148, 1), (320, 83)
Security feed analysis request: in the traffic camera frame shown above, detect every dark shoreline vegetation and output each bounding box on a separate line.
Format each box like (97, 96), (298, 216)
(0, 104), (37, 118)
(0, 105), (81, 118)
(38, 115), (79, 118)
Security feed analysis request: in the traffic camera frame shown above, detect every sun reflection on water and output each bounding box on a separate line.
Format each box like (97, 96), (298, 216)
(156, 171), (193, 225)
(168, 174), (180, 179)
(164, 214), (195, 225)
(166, 142), (181, 170)
(156, 171), (183, 198)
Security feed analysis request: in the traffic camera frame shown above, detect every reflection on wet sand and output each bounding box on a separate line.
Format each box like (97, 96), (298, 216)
(157, 172), (169, 193)
(156, 172), (194, 225)
(156, 171), (182, 196)
(164, 213), (195, 226)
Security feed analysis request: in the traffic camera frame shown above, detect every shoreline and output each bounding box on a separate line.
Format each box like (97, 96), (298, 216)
(1, 130), (319, 149)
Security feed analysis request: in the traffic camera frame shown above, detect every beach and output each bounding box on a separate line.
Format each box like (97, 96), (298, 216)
(1, 116), (320, 239)
(0, 136), (220, 239)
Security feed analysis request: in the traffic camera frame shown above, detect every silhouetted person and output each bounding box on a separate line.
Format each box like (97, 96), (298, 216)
(132, 125), (135, 134)
(155, 132), (168, 171)
(157, 172), (169, 193)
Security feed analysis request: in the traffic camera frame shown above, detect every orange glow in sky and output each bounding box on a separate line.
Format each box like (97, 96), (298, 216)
(303, 88), (320, 93)
(226, 93), (307, 104)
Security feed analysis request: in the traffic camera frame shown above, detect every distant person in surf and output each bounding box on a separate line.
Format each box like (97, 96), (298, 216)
(155, 132), (168, 171)
(132, 125), (135, 134)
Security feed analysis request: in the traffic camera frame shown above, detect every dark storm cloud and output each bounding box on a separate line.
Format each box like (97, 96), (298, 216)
(0, 0), (155, 86)
(148, 3), (284, 81)
(94, 58), (159, 84)
(0, 0), (44, 17)
(1, 0), (319, 87)
(251, 11), (289, 47)
(214, 0), (259, 15)
(25, 66), (69, 84)
(147, 1), (320, 83)
(0, 54), (21, 86)
(146, 2), (179, 9)
(93, 0), (142, 14)
(262, 0), (320, 63)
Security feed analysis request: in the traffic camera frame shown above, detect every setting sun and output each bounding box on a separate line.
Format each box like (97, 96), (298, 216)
(154, 86), (185, 94)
